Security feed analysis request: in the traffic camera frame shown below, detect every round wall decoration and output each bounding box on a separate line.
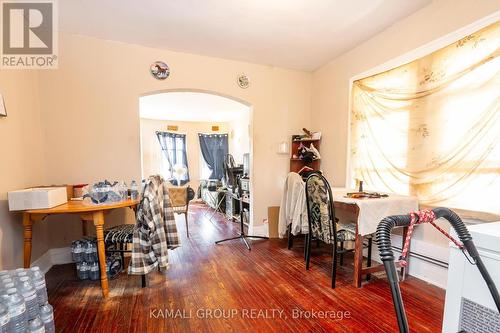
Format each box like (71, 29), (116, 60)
(150, 61), (170, 80)
(237, 73), (250, 89)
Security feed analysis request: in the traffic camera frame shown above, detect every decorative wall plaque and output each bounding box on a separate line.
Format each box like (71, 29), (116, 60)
(237, 73), (250, 89)
(150, 61), (170, 80)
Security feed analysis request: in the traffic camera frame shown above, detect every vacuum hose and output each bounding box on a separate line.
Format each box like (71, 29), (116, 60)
(376, 207), (500, 333)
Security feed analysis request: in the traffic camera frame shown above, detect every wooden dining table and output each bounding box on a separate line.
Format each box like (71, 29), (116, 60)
(331, 189), (417, 287)
(333, 201), (409, 287)
(288, 189), (418, 287)
(22, 199), (140, 298)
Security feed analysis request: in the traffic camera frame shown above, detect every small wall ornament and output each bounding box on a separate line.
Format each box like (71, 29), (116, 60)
(150, 61), (170, 80)
(237, 73), (250, 89)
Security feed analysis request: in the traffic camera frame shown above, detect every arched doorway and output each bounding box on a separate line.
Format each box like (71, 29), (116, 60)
(138, 90), (254, 233)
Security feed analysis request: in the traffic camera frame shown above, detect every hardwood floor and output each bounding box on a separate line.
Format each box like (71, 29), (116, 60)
(46, 202), (445, 332)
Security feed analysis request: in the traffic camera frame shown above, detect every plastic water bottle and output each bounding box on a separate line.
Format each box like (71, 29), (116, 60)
(120, 181), (128, 201)
(130, 180), (139, 200)
(39, 304), (54, 333)
(91, 243), (98, 262)
(0, 274), (12, 281)
(2, 283), (15, 293)
(82, 242), (90, 262)
(29, 267), (41, 279)
(72, 242), (83, 263)
(85, 242), (98, 263)
(18, 277), (38, 321)
(1, 278), (14, 286)
(4, 289), (27, 333)
(28, 316), (45, 333)
(0, 277), (14, 286)
(85, 242), (91, 261)
(30, 271), (48, 306)
(89, 262), (100, 281)
(77, 262), (89, 280)
(0, 301), (10, 333)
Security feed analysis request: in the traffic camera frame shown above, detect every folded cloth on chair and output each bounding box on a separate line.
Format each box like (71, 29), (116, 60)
(129, 175), (180, 275)
(278, 172), (308, 238)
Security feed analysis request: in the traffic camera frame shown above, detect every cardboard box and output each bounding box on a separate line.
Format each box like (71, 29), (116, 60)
(268, 206), (280, 238)
(8, 187), (68, 211)
(34, 184), (74, 200)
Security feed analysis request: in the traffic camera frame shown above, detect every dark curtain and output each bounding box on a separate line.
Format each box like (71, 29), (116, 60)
(198, 133), (228, 180)
(156, 131), (190, 185)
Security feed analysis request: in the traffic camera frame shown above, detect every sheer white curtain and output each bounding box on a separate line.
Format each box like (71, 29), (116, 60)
(350, 21), (500, 214)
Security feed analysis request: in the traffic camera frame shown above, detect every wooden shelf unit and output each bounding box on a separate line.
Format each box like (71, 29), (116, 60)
(290, 138), (321, 173)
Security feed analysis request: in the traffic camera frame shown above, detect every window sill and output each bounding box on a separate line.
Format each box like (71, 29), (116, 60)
(420, 204), (500, 223)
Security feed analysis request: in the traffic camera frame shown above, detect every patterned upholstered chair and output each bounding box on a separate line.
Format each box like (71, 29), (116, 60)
(304, 172), (358, 288)
(167, 186), (194, 238)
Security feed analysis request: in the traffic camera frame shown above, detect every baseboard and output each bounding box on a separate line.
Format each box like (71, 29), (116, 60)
(50, 247), (73, 265)
(31, 247), (73, 274)
(249, 223), (268, 237)
(31, 250), (53, 274)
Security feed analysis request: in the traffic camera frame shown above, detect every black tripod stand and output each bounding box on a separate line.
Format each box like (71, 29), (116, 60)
(215, 180), (268, 250)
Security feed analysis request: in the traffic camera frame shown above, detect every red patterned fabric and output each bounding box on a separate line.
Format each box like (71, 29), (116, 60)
(399, 209), (463, 267)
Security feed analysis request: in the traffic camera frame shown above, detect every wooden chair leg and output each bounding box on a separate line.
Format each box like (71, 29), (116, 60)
(119, 243), (125, 271)
(185, 212), (189, 238)
(305, 233), (312, 270)
(331, 242), (337, 289)
(287, 226), (293, 250)
(304, 234), (308, 260)
(339, 241), (344, 266)
(366, 237), (373, 281)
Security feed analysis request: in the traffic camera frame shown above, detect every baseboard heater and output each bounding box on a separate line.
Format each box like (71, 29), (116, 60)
(389, 245), (449, 269)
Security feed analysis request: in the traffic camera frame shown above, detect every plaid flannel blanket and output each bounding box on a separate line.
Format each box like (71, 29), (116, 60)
(129, 175), (180, 275)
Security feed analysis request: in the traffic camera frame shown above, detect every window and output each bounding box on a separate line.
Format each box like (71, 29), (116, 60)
(350, 21), (499, 215)
(200, 154), (212, 180)
(156, 132), (190, 185)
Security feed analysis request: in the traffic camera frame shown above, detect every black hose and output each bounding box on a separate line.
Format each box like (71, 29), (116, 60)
(376, 214), (411, 333)
(376, 207), (500, 333)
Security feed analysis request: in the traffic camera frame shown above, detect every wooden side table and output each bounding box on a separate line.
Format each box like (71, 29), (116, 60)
(22, 199), (139, 298)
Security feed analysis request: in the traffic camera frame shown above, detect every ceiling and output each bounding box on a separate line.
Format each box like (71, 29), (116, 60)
(59, 0), (431, 71)
(139, 92), (249, 122)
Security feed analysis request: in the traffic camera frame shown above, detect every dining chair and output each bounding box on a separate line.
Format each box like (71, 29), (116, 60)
(167, 186), (195, 238)
(304, 172), (358, 288)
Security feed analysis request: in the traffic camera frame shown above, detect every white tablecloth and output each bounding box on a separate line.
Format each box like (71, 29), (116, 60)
(331, 188), (418, 236)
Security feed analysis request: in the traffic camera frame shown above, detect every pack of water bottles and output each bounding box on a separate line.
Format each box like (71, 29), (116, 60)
(82, 180), (140, 205)
(0, 267), (55, 333)
(71, 238), (100, 281)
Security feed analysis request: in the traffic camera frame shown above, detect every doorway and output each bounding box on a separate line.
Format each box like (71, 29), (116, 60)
(138, 90), (253, 231)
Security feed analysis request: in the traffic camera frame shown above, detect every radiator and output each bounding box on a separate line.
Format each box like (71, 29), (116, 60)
(442, 221), (500, 332)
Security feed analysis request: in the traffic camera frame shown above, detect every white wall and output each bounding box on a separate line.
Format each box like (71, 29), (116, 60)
(229, 112), (251, 165)
(0, 71), (49, 269)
